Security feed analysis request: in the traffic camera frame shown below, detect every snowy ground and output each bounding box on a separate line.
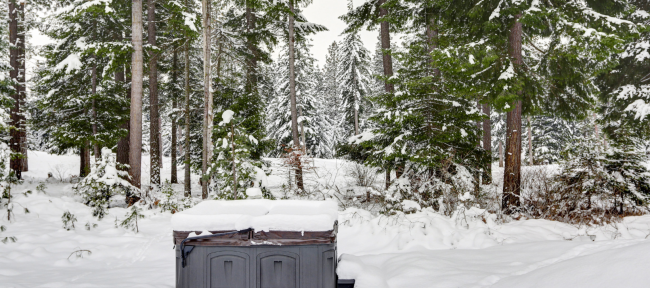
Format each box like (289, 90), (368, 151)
(1, 151), (650, 287)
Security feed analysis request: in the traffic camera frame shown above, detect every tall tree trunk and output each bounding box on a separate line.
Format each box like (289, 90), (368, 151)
(502, 14), (523, 214)
(499, 140), (503, 168)
(288, 0), (304, 191)
(80, 145), (91, 177)
(231, 124), (237, 199)
(483, 103), (492, 183)
(117, 66), (130, 170)
(18, 1), (26, 173)
(171, 48), (178, 184)
(148, 0), (161, 186)
(130, 0), (144, 189)
(183, 31), (191, 197)
(527, 116), (533, 166)
(299, 106), (306, 152)
(476, 99), (482, 147)
(9, 0), (21, 178)
(92, 58), (99, 159)
(246, 3), (258, 94)
(201, 0), (213, 199)
(378, 0), (393, 189)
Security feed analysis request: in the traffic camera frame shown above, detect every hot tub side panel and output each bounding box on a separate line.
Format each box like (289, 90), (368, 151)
(175, 244), (336, 288)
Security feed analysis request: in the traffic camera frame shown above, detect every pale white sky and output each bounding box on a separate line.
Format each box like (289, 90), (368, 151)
(302, 0), (378, 66)
(29, 1), (378, 68)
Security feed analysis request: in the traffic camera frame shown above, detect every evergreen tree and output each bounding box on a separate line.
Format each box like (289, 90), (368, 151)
(32, 0), (130, 176)
(267, 42), (334, 158)
(597, 1), (650, 146)
(210, 110), (270, 200)
(337, 27), (371, 136)
(432, 0), (635, 213)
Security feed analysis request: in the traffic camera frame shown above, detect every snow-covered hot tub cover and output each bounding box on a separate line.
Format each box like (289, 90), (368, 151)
(171, 199), (339, 232)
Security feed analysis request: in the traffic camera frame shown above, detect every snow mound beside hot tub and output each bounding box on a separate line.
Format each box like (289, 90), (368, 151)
(171, 199), (339, 232)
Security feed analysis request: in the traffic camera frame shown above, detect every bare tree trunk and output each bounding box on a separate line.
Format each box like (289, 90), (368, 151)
(231, 123), (237, 199)
(9, 0), (22, 178)
(92, 58), (99, 159)
(246, 3), (258, 94)
(83, 141), (91, 176)
(288, 0), (304, 191)
(499, 140), (503, 168)
(183, 31), (191, 197)
(476, 99), (482, 148)
(502, 14), (523, 214)
(18, 1), (26, 173)
(299, 106), (306, 152)
(483, 103), (492, 183)
(527, 116), (533, 166)
(171, 48), (178, 184)
(201, 0), (213, 199)
(130, 0), (144, 189)
(149, 0), (161, 186)
(117, 66), (130, 170)
(379, 0), (393, 190)
(79, 147), (86, 177)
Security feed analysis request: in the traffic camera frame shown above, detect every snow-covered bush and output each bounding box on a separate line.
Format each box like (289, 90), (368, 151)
(61, 211), (77, 230)
(154, 181), (197, 213)
(210, 110), (272, 200)
(380, 162), (480, 216)
(515, 134), (650, 224)
(74, 147), (138, 219)
(0, 143), (22, 222)
(119, 205), (145, 233)
(0, 225), (16, 244)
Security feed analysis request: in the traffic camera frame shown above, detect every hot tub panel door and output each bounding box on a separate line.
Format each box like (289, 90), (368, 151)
(258, 252), (299, 288)
(207, 252), (249, 288)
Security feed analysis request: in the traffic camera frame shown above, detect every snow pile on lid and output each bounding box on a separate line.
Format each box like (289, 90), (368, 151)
(171, 199), (339, 232)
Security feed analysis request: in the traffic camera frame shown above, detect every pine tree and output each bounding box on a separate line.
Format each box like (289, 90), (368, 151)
(267, 42), (334, 158)
(431, 0), (635, 213)
(597, 1), (650, 145)
(210, 110), (269, 200)
(337, 26), (370, 136)
(33, 0), (130, 177)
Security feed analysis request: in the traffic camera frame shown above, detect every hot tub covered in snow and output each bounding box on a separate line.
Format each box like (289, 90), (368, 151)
(171, 199), (339, 246)
(172, 200), (340, 288)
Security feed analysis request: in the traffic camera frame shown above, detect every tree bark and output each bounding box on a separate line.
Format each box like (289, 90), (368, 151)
(80, 145), (91, 177)
(231, 123), (237, 199)
(130, 0), (144, 189)
(184, 30), (192, 197)
(92, 58), (99, 159)
(18, 1), (26, 173)
(148, 0), (161, 186)
(201, 0), (212, 199)
(9, 0), (23, 178)
(527, 116), (533, 166)
(171, 48), (178, 184)
(117, 66), (130, 170)
(498, 140), (503, 168)
(502, 14), (523, 213)
(378, 0), (393, 189)
(483, 103), (492, 183)
(476, 99), (482, 148)
(288, 0), (304, 191)
(246, 3), (258, 94)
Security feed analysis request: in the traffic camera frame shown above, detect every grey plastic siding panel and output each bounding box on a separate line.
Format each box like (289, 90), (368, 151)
(321, 249), (336, 288)
(176, 244), (336, 288)
(207, 251), (249, 288)
(258, 251), (299, 288)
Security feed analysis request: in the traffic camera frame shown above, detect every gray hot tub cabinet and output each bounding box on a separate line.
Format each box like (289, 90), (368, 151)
(174, 230), (337, 288)
(175, 243), (336, 288)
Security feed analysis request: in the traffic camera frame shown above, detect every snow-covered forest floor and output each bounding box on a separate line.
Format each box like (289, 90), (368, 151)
(2, 152), (650, 287)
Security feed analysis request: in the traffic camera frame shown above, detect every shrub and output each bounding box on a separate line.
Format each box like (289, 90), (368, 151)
(74, 147), (138, 219)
